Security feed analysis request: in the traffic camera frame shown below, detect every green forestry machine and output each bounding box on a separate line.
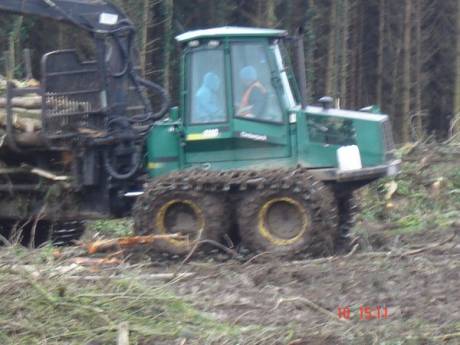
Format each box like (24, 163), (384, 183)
(0, 0), (399, 256)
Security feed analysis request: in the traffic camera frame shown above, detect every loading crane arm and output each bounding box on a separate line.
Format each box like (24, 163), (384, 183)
(0, 0), (131, 34)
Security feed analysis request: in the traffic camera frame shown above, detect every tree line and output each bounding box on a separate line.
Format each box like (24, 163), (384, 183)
(1, 0), (459, 143)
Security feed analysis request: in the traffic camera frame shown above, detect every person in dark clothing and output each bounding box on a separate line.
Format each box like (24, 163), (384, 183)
(237, 65), (267, 118)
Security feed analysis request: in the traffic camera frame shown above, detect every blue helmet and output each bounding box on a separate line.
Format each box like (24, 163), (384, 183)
(239, 65), (257, 82)
(203, 72), (220, 92)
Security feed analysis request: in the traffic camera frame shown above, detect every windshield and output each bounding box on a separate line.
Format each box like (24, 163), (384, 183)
(231, 42), (283, 122)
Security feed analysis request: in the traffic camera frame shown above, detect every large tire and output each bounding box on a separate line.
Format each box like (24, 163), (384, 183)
(334, 192), (359, 252)
(133, 188), (227, 255)
(337, 192), (359, 237)
(51, 221), (86, 246)
(236, 171), (338, 257)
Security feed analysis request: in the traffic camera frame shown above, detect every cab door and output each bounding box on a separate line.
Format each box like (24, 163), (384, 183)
(230, 41), (290, 160)
(182, 43), (234, 164)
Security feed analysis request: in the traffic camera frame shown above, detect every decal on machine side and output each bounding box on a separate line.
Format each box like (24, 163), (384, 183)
(186, 128), (220, 141)
(236, 131), (268, 142)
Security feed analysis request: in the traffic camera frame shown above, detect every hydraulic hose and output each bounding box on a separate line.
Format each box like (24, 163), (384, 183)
(42, 0), (170, 177)
(132, 77), (171, 122)
(103, 145), (140, 180)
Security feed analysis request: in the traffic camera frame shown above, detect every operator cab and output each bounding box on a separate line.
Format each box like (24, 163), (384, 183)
(153, 27), (301, 169)
(176, 27), (299, 126)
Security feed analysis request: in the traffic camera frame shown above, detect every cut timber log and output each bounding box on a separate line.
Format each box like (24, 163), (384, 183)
(86, 234), (186, 254)
(15, 132), (45, 146)
(0, 111), (41, 132)
(0, 108), (41, 119)
(0, 96), (42, 109)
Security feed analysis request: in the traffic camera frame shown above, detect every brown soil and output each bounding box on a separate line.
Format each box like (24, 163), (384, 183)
(144, 225), (460, 344)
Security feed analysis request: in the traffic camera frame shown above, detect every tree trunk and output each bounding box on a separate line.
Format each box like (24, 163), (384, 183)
(390, 32), (403, 142)
(325, 0), (337, 97)
(162, 0), (174, 93)
(401, 0), (412, 142)
(453, 0), (460, 134)
(266, 0), (277, 27)
(377, 0), (385, 107)
(356, 1), (364, 107)
(414, 0), (423, 138)
(141, 0), (151, 77)
(305, 0), (316, 104)
(340, 0), (349, 108)
(349, 0), (360, 108)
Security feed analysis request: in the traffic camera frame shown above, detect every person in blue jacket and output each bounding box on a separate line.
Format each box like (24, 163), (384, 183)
(194, 72), (224, 123)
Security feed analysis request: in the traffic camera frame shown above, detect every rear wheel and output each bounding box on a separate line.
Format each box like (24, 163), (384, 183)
(133, 189), (227, 255)
(237, 172), (338, 257)
(51, 221), (86, 246)
(337, 193), (358, 237)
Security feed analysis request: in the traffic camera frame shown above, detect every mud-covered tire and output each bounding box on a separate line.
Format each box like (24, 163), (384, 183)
(335, 192), (359, 251)
(51, 221), (86, 246)
(133, 189), (227, 255)
(337, 192), (359, 237)
(236, 172), (338, 257)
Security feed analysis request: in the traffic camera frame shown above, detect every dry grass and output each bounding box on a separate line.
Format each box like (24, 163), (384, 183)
(0, 247), (283, 345)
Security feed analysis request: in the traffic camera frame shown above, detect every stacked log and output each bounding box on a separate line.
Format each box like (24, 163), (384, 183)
(0, 96), (42, 133)
(0, 78), (43, 134)
(0, 77), (6, 96)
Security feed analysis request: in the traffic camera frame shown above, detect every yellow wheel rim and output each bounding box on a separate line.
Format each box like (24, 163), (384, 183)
(155, 199), (205, 247)
(257, 197), (309, 246)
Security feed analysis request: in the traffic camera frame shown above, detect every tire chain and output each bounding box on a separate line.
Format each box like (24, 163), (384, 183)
(51, 221), (86, 246)
(133, 167), (340, 262)
(338, 195), (359, 236)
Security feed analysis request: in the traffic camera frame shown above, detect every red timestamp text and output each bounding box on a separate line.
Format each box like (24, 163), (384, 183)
(337, 305), (389, 320)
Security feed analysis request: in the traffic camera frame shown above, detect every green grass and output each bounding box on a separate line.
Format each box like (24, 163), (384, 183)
(0, 246), (279, 345)
(357, 143), (460, 234)
(86, 218), (133, 237)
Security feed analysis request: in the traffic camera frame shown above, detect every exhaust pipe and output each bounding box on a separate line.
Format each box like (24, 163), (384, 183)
(295, 26), (308, 108)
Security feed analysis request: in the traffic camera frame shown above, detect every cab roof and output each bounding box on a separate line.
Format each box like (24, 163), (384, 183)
(175, 26), (287, 43)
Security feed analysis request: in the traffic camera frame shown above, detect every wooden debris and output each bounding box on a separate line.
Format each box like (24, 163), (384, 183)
(431, 177), (447, 198)
(67, 272), (195, 281)
(0, 111), (41, 132)
(86, 234), (185, 254)
(400, 231), (456, 257)
(0, 96), (42, 109)
(28, 166), (69, 181)
(77, 127), (107, 138)
(384, 180), (398, 209)
(117, 322), (130, 345)
(68, 257), (122, 266)
(272, 296), (350, 323)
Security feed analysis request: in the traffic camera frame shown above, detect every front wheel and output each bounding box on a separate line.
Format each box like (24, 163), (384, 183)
(236, 173), (338, 258)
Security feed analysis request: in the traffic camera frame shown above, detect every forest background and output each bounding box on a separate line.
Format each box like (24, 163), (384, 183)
(1, 0), (460, 143)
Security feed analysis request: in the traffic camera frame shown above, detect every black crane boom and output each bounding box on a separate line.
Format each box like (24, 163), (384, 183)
(0, 0), (130, 33)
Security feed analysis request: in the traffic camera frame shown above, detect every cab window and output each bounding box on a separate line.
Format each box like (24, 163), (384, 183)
(188, 48), (226, 124)
(231, 42), (283, 122)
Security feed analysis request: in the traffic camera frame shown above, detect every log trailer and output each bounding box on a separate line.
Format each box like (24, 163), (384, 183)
(0, 0), (400, 256)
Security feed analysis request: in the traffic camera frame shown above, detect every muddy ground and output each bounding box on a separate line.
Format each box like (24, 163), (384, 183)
(2, 223), (458, 345)
(137, 225), (460, 345)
